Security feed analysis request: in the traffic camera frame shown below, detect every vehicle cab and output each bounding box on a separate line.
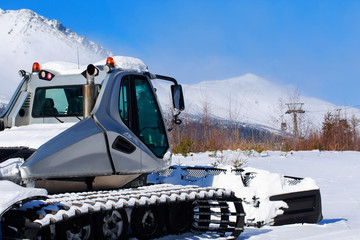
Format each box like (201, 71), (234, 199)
(1, 56), (185, 191)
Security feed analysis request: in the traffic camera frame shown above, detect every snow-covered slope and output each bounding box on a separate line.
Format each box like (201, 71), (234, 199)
(153, 74), (359, 130)
(0, 8), (112, 98)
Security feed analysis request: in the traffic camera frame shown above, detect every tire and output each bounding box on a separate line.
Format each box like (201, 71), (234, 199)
(56, 216), (92, 240)
(131, 206), (162, 239)
(96, 209), (129, 240)
(166, 202), (193, 234)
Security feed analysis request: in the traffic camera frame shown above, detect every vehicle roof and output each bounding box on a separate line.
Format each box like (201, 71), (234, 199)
(40, 56), (148, 76)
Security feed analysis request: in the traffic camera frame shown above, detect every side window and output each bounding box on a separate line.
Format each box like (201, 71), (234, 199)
(119, 77), (130, 127)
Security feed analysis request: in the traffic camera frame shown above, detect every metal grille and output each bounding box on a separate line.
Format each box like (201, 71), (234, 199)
(284, 176), (303, 186)
(242, 172), (256, 187)
(231, 169), (244, 176)
(183, 167), (227, 178)
(187, 168), (206, 178)
(23, 93), (32, 108)
(208, 168), (227, 176)
(156, 166), (175, 177)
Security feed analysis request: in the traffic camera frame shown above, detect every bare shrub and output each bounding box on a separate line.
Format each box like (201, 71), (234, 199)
(320, 110), (359, 151)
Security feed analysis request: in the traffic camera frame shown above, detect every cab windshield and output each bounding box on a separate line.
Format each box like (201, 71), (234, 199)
(32, 86), (84, 117)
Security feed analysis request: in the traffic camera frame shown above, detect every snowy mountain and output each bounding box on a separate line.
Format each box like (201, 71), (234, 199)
(153, 74), (359, 131)
(0, 8), (358, 131)
(0, 8), (112, 98)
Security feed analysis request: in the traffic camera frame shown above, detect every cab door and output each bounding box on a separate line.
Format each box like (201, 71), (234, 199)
(94, 73), (169, 174)
(117, 75), (170, 170)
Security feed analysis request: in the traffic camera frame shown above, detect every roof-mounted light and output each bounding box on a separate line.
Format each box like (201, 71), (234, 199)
(39, 70), (55, 81)
(106, 57), (115, 67)
(104, 57), (115, 73)
(32, 62), (41, 72)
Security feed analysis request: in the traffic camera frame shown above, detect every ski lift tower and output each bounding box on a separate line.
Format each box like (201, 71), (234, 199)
(285, 103), (305, 138)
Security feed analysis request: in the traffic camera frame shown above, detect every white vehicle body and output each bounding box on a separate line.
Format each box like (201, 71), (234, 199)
(0, 56), (180, 193)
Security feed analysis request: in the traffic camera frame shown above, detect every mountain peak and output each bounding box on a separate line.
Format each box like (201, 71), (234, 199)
(0, 9), (112, 58)
(0, 8), (113, 99)
(242, 73), (261, 79)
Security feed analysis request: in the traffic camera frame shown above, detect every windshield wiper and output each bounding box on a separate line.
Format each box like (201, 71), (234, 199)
(54, 116), (64, 123)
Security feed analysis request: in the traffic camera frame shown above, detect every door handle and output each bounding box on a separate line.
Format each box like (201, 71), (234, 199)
(112, 136), (136, 154)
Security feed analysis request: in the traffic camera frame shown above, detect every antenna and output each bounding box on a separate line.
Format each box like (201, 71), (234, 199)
(77, 47), (80, 69)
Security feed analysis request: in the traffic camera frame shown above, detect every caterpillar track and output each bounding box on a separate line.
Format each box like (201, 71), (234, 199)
(1, 184), (245, 239)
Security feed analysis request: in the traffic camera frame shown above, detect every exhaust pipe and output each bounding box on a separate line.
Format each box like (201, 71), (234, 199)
(83, 64), (98, 118)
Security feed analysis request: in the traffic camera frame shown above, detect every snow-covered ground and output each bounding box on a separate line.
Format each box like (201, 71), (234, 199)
(0, 123), (358, 239)
(155, 150), (360, 240)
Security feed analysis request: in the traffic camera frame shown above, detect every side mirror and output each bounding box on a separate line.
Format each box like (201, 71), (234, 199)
(171, 84), (185, 111)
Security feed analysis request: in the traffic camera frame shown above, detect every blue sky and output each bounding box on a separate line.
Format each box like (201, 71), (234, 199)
(2, 0), (360, 106)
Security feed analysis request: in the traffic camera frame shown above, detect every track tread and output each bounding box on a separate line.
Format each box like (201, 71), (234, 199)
(2, 184), (245, 239)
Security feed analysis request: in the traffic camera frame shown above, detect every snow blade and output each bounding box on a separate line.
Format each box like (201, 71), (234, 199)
(270, 189), (323, 225)
(149, 165), (323, 227)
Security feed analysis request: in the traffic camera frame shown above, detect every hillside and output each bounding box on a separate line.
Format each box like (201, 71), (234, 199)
(1, 8), (359, 131)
